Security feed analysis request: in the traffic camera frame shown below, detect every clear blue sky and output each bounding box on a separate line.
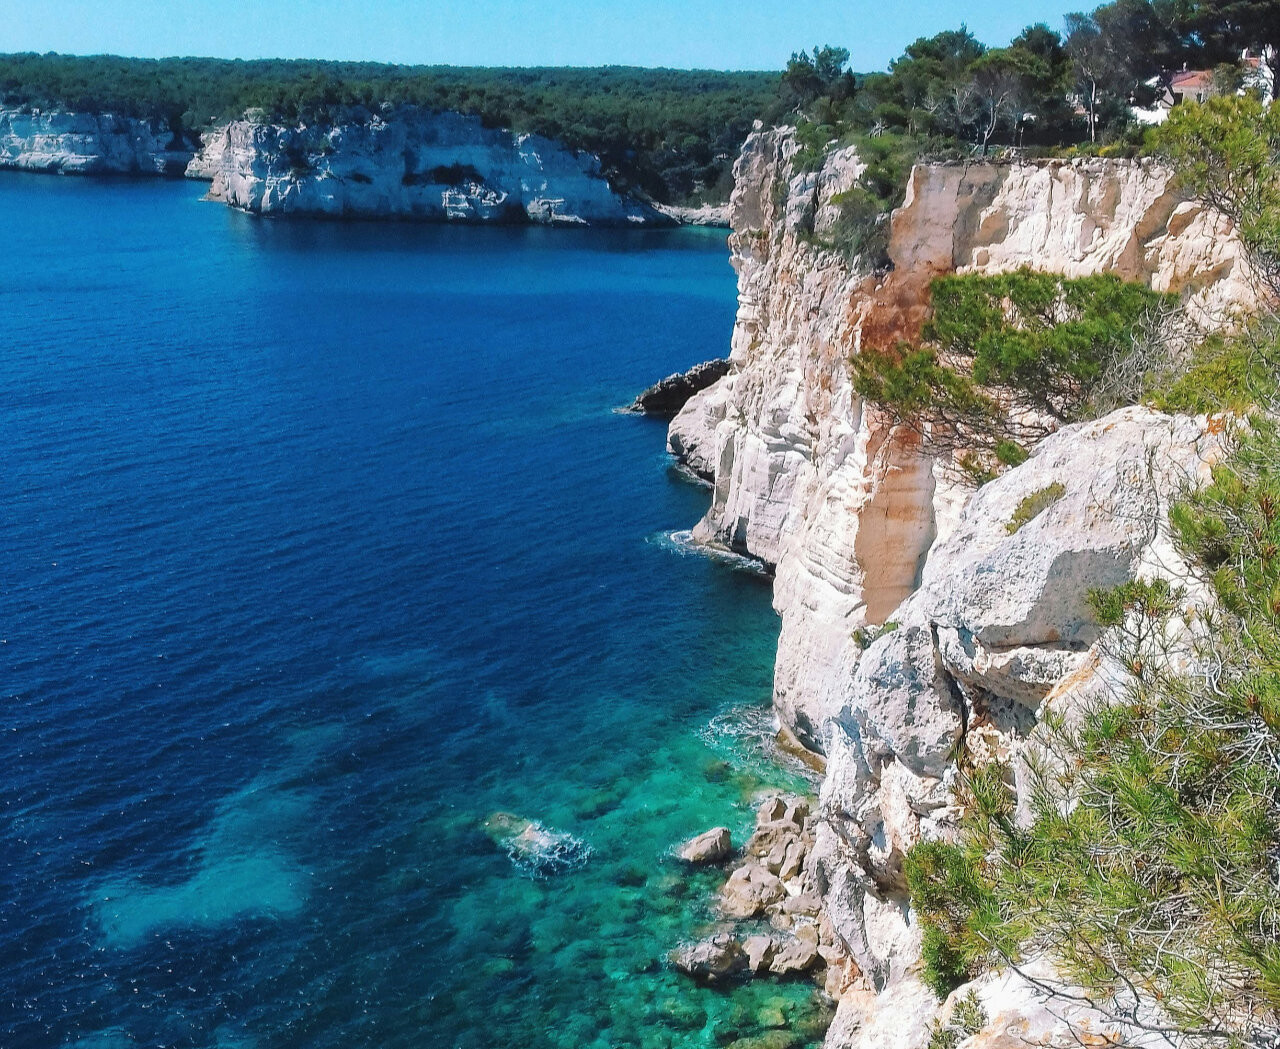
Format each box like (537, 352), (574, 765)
(1, 0), (1085, 71)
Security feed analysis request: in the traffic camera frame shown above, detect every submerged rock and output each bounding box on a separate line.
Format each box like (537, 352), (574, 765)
(482, 812), (592, 877)
(627, 359), (731, 418)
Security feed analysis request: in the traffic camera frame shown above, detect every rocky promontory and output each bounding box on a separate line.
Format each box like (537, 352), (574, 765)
(0, 103), (718, 228)
(189, 107), (672, 226)
(627, 359), (731, 417)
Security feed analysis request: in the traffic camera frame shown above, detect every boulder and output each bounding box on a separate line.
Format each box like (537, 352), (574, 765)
(629, 359), (731, 417)
(743, 934), (777, 973)
(768, 924), (822, 975)
(678, 826), (733, 865)
(720, 864), (786, 918)
(670, 933), (747, 983)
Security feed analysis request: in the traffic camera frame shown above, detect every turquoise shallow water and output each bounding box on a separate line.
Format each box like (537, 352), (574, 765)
(1, 174), (829, 1048)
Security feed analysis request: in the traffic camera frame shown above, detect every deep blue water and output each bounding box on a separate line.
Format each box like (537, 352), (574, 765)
(1, 175), (826, 1049)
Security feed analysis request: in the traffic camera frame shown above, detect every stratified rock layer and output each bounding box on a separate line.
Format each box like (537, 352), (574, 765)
(0, 108), (195, 174)
(191, 108), (671, 226)
(669, 128), (1254, 753)
(667, 126), (1259, 1048)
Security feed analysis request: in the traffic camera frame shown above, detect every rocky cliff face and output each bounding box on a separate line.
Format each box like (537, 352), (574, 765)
(0, 108), (195, 175)
(190, 107), (670, 226)
(668, 127), (1257, 1048)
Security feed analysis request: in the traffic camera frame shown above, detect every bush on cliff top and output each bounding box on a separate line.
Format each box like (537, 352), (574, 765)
(850, 269), (1174, 460)
(1154, 94), (1280, 301)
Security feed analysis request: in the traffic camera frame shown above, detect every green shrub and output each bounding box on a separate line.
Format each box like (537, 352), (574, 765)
(927, 991), (989, 1049)
(1005, 482), (1065, 534)
(904, 839), (1010, 996)
(1154, 96), (1280, 300)
(851, 269), (1172, 463)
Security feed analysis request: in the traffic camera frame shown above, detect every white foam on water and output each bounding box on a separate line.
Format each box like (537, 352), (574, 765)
(64, 1028), (134, 1049)
(700, 703), (822, 788)
(647, 530), (772, 577)
(489, 816), (595, 879)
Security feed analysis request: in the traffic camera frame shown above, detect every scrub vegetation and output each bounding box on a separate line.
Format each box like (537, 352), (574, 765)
(894, 95), (1280, 1045)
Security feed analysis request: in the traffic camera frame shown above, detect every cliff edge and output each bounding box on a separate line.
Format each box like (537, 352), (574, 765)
(667, 127), (1259, 1048)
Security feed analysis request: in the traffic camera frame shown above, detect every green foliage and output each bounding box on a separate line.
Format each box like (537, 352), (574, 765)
(909, 420), (1280, 1034)
(1005, 482), (1066, 534)
(1154, 96), (1280, 300)
(851, 620), (899, 651)
(905, 836), (1014, 996)
(1144, 324), (1280, 414)
(810, 132), (921, 269)
(851, 269), (1172, 460)
(994, 440), (1029, 467)
(0, 53), (779, 204)
(1087, 577), (1183, 629)
(927, 991), (989, 1049)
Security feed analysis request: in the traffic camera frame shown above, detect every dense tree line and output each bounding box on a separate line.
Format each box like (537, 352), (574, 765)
(0, 54), (778, 203)
(783, 0), (1277, 159)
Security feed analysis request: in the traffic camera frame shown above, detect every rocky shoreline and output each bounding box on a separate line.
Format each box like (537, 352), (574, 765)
(646, 124), (1261, 1049)
(672, 795), (852, 1001)
(0, 105), (730, 229)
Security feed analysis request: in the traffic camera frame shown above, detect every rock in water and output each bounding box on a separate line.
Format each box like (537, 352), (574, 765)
(719, 864), (786, 918)
(678, 826), (733, 864)
(671, 933), (748, 983)
(627, 359), (730, 418)
(482, 812), (592, 877)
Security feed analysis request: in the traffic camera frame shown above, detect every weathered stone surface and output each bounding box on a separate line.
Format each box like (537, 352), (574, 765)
(678, 826), (733, 865)
(670, 933), (747, 983)
(757, 797), (788, 824)
(191, 107), (671, 226)
(629, 359), (731, 418)
(662, 126), (1257, 1047)
(742, 934), (777, 973)
(768, 924), (821, 975)
(815, 407), (1221, 995)
(720, 864), (786, 919)
(0, 108), (195, 174)
(668, 127), (1257, 756)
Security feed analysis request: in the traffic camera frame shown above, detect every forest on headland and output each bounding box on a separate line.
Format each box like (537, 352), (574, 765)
(0, 0), (1274, 203)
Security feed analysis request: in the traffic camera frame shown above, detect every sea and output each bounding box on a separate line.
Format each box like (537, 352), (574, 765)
(0, 174), (830, 1049)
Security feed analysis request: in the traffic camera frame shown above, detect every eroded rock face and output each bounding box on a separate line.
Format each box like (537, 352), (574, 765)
(815, 407), (1222, 996)
(670, 933), (747, 983)
(0, 108), (195, 175)
(665, 127), (1256, 1049)
(668, 130), (1254, 757)
(629, 359), (731, 418)
(678, 826), (733, 865)
(191, 107), (670, 226)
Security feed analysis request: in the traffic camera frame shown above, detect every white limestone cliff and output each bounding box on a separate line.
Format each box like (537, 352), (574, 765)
(667, 126), (1258, 1048)
(190, 107), (670, 226)
(670, 128), (1253, 752)
(0, 108), (195, 175)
